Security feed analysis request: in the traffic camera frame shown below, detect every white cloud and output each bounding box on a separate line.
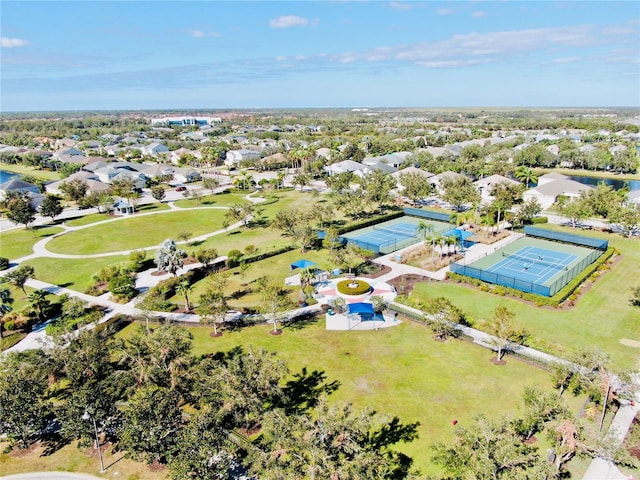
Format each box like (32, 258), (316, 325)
(331, 25), (617, 68)
(388, 2), (413, 10)
(1, 37), (29, 48)
(435, 8), (454, 15)
(269, 15), (309, 28)
(189, 30), (222, 38)
(553, 57), (580, 64)
(472, 11), (486, 18)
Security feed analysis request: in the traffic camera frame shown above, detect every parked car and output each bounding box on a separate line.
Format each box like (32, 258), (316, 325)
(175, 186), (186, 192)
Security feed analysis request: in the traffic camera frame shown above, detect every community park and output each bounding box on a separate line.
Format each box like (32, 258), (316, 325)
(1, 186), (639, 479)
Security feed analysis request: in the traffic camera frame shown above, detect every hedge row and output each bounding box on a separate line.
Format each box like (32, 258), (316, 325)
(226, 244), (297, 268)
(445, 247), (616, 307)
(336, 210), (405, 235)
(531, 216), (549, 224)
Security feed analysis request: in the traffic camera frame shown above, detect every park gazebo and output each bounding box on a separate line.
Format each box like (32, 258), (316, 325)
(347, 302), (376, 321)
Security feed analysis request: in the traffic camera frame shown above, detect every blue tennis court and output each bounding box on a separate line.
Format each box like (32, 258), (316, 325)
(486, 245), (577, 286)
(351, 221), (420, 250)
(340, 217), (454, 254)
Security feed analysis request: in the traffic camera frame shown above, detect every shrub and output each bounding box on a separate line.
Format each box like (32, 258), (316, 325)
(531, 216), (549, 224)
(227, 249), (243, 267)
(0, 257), (9, 270)
(336, 279), (371, 296)
(108, 272), (137, 302)
(128, 249), (148, 272)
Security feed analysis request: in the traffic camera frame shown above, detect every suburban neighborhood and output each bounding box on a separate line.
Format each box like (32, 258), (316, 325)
(0, 107), (639, 480)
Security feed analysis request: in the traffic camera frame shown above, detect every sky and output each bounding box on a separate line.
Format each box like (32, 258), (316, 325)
(1, 1), (639, 112)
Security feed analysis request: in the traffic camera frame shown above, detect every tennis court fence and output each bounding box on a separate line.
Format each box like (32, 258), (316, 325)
(404, 207), (452, 223)
(451, 246), (602, 297)
(524, 226), (608, 250)
(344, 235), (422, 255)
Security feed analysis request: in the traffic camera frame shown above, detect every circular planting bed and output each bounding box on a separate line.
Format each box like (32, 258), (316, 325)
(336, 279), (371, 296)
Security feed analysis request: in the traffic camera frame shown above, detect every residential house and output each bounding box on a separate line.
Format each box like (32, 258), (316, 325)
(173, 167), (201, 184)
(523, 173), (593, 210)
(431, 171), (467, 194)
(315, 147), (332, 160)
(474, 174), (521, 204)
(323, 160), (367, 177)
(0, 178), (40, 200)
(224, 149), (261, 167)
(169, 148), (202, 165)
(141, 143), (169, 156)
(625, 190), (640, 206)
(391, 166), (435, 182)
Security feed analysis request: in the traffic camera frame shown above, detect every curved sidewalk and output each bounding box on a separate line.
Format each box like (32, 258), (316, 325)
(0, 473), (103, 480)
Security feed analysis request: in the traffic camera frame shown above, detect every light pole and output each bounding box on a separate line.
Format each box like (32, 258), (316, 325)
(82, 410), (105, 473)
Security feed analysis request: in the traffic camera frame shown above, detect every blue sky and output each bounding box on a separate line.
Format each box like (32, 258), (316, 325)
(1, 1), (639, 111)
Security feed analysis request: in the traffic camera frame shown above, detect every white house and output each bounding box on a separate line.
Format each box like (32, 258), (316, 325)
(224, 149), (261, 167)
(474, 174), (521, 204)
(169, 148), (202, 164)
(141, 143), (169, 156)
(625, 190), (640, 206)
(431, 171), (467, 194)
(173, 167), (201, 184)
(523, 177), (593, 210)
(323, 160), (367, 177)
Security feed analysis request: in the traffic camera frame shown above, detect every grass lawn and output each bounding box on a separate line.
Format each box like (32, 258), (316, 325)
(46, 210), (229, 255)
(177, 248), (335, 311)
(22, 255), (129, 292)
(64, 203), (171, 227)
(408, 228), (640, 371)
(0, 163), (62, 181)
(118, 319), (584, 476)
(0, 225), (64, 260)
(173, 190), (250, 208)
(0, 440), (161, 480)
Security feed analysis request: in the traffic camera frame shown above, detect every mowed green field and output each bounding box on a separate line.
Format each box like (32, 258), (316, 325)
(46, 209), (229, 255)
(0, 225), (64, 260)
(118, 318), (576, 476)
(410, 229), (640, 370)
(21, 255), (130, 291)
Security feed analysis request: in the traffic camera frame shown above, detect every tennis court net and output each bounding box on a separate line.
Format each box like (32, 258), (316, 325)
(501, 252), (569, 270)
(372, 224), (418, 238)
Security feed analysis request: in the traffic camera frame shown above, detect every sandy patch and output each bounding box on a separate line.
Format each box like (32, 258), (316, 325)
(620, 338), (640, 348)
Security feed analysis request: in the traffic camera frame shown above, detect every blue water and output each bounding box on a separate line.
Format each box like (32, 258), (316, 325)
(566, 175), (640, 191)
(0, 170), (19, 183)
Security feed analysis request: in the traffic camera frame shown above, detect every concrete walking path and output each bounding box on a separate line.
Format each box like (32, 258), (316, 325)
(0, 473), (104, 480)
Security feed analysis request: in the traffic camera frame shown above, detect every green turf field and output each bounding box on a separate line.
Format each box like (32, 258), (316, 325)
(45, 209), (229, 254)
(0, 225), (64, 260)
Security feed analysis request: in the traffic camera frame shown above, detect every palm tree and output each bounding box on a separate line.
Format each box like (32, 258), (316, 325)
(416, 221), (434, 241)
(514, 166), (538, 189)
(233, 170), (254, 191)
(176, 279), (192, 312)
(154, 239), (187, 276)
(28, 289), (50, 321)
(0, 287), (14, 339)
(299, 267), (316, 303)
(426, 233), (442, 264)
